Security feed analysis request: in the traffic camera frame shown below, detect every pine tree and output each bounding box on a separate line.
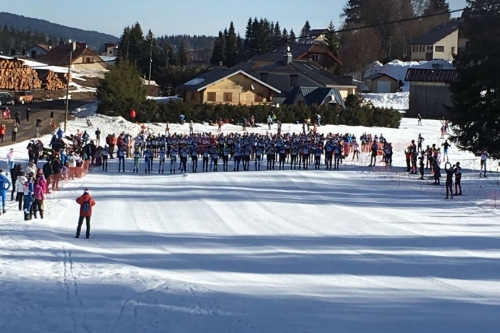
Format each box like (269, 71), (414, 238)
(325, 20), (340, 58)
(341, 0), (363, 26)
(423, 0), (451, 16)
(300, 20), (311, 37)
(282, 28), (289, 41)
(210, 31), (226, 65)
(289, 29), (297, 43)
(448, 0), (500, 158)
(96, 60), (147, 118)
(177, 39), (188, 66)
(225, 22), (238, 67)
(244, 17), (253, 52)
(274, 22), (282, 39)
(236, 34), (246, 62)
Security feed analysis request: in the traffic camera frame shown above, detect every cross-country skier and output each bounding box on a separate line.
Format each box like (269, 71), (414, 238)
(324, 140), (333, 169)
(211, 147), (219, 172)
(144, 148), (153, 174)
(233, 145), (242, 171)
(314, 145), (322, 170)
(278, 144), (287, 170)
(101, 145), (109, 172)
(132, 149), (141, 173)
(191, 145), (198, 173)
(369, 141), (378, 167)
(75, 188), (96, 239)
(0, 169), (11, 215)
(117, 147), (126, 172)
(480, 150), (488, 178)
(222, 145), (230, 172)
(202, 147), (209, 172)
(180, 147), (189, 173)
(333, 143), (342, 170)
(243, 145), (251, 171)
(169, 146), (178, 173)
(266, 144), (276, 170)
(158, 146), (166, 173)
(255, 145), (263, 171)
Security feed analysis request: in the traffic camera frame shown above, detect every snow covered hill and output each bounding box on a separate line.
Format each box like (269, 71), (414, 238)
(0, 106), (499, 333)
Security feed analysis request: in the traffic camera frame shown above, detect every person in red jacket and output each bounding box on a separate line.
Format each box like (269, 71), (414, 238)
(75, 187), (96, 239)
(129, 109), (136, 122)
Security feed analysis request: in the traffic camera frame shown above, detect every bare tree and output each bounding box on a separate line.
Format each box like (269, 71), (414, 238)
(411, 0), (428, 16)
(339, 28), (385, 79)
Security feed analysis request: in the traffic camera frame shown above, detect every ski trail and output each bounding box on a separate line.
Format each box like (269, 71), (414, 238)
(62, 247), (78, 333)
(68, 249), (91, 333)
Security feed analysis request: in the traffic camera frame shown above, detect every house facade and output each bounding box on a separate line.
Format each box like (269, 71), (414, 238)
(25, 44), (50, 59)
(37, 42), (107, 70)
(102, 43), (118, 57)
(175, 69), (281, 105)
(297, 29), (328, 44)
(409, 21), (461, 61)
(405, 68), (457, 119)
(365, 73), (401, 93)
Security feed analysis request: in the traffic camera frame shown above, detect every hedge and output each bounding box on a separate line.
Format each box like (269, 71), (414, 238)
(99, 94), (402, 128)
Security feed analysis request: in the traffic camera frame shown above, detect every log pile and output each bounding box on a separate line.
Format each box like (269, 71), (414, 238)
(0, 58), (42, 90)
(36, 69), (70, 90)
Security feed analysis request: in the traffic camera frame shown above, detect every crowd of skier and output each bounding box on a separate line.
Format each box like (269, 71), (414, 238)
(0, 117), (490, 221)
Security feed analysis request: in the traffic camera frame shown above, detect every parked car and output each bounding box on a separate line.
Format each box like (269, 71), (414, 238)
(0, 106), (11, 119)
(14, 90), (34, 104)
(0, 92), (15, 106)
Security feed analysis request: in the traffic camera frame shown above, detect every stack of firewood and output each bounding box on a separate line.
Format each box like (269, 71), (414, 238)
(36, 69), (70, 90)
(0, 58), (42, 90)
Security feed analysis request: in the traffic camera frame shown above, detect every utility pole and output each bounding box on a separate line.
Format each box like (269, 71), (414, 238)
(148, 35), (153, 88)
(64, 40), (75, 133)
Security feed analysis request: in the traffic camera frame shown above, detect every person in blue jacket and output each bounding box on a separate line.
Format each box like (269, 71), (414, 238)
(0, 169), (11, 214)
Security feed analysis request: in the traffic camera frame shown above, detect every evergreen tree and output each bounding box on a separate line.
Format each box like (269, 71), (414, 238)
(236, 34), (246, 62)
(210, 31), (226, 65)
(289, 29), (297, 43)
(177, 39), (188, 66)
(274, 22), (282, 39)
(244, 17), (253, 52)
(448, 0), (500, 158)
(96, 60), (147, 118)
(225, 22), (238, 67)
(325, 20), (340, 58)
(341, 0), (363, 26)
(300, 20), (311, 37)
(282, 28), (289, 41)
(423, 0), (451, 16)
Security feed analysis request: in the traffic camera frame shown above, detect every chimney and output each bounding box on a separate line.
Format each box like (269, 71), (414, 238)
(260, 72), (268, 83)
(72, 41), (77, 51)
(284, 49), (293, 65)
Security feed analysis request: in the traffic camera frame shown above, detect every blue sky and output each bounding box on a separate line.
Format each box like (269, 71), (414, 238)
(7, 0), (467, 37)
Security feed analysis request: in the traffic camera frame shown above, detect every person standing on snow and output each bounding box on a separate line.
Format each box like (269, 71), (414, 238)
(444, 162), (454, 199)
(117, 147), (126, 172)
(22, 173), (35, 220)
(479, 150), (488, 178)
(75, 188), (96, 239)
(454, 162), (462, 196)
(0, 169), (11, 215)
(7, 148), (15, 171)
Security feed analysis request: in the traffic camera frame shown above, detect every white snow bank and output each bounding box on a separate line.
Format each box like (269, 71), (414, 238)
(147, 96), (183, 103)
(361, 92), (409, 110)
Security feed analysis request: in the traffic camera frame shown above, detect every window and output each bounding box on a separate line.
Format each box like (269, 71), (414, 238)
(427, 46), (433, 51)
(85, 57), (92, 63)
(207, 92), (216, 102)
(223, 92), (233, 102)
(254, 93), (264, 102)
(435, 46), (444, 52)
(190, 91), (196, 101)
(451, 46), (455, 54)
(311, 54), (320, 61)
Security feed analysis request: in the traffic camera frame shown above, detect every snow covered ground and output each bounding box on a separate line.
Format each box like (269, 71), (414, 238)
(0, 104), (499, 333)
